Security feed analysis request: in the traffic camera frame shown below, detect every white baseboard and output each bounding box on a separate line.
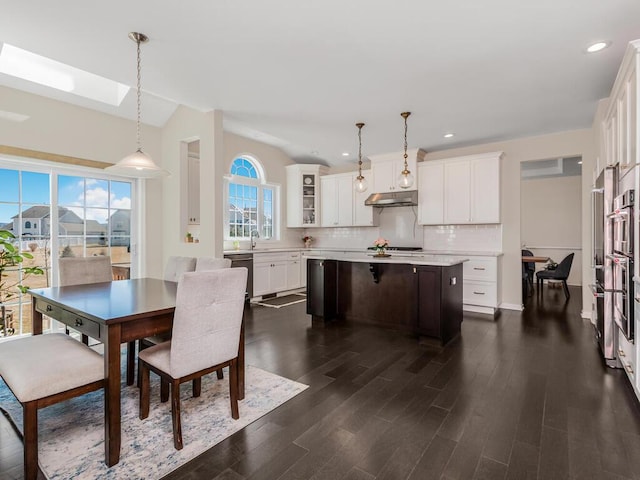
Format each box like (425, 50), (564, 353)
(463, 304), (499, 316)
(581, 310), (594, 321)
(500, 302), (524, 312)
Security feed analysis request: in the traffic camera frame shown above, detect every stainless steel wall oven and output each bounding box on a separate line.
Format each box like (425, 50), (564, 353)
(611, 254), (634, 342)
(612, 189), (634, 257)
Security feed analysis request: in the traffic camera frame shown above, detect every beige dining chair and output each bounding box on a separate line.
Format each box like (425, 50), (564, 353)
(163, 256), (197, 282)
(0, 333), (105, 480)
(138, 268), (248, 450)
(195, 257), (232, 271)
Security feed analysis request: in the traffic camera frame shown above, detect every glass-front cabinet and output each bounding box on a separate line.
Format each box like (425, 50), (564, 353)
(285, 164), (327, 228)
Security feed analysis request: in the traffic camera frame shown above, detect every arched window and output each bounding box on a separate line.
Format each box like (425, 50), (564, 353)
(225, 156), (278, 241)
(25, 221), (31, 229)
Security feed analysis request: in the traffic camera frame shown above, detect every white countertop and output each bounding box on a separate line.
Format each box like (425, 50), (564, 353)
(223, 247), (501, 258)
(304, 252), (467, 266)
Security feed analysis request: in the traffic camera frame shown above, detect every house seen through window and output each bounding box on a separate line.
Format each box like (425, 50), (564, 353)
(226, 156), (277, 240)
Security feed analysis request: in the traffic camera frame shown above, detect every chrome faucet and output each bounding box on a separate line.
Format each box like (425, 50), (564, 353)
(250, 229), (260, 250)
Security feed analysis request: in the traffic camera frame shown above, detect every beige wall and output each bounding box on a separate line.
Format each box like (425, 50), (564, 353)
(0, 85), (164, 278)
(425, 128), (595, 312)
(521, 175), (582, 286)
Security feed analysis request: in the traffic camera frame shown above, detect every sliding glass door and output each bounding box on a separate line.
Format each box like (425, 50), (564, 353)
(0, 163), (136, 337)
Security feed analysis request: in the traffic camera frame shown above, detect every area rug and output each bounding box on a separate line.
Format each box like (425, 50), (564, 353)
(0, 364), (308, 479)
(254, 293), (306, 309)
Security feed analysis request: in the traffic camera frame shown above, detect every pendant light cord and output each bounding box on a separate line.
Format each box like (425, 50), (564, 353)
(135, 36), (142, 152)
(403, 112), (409, 171)
(356, 122), (364, 179)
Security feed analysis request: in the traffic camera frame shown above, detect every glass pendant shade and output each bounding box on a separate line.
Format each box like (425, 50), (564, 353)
(106, 148), (168, 178)
(354, 175), (368, 193)
(397, 169), (414, 189)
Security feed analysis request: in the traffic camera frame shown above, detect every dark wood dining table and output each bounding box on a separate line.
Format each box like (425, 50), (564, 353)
(29, 277), (245, 467)
(521, 256), (550, 263)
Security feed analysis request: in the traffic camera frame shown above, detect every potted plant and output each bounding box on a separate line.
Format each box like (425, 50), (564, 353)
(373, 237), (389, 256)
(303, 235), (313, 248)
(0, 230), (44, 336)
(186, 232), (193, 243)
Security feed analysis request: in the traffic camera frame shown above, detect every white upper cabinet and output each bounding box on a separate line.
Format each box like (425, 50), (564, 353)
(321, 171), (378, 227)
(601, 40), (640, 178)
(370, 148), (426, 193)
(417, 162), (444, 224)
(418, 152), (502, 225)
(286, 164), (327, 228)
(187, 156), (200, 225)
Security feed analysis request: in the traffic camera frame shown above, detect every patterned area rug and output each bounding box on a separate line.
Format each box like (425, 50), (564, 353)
(0, 364), (307, 479)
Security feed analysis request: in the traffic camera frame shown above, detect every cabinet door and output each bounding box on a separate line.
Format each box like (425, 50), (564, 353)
(253, 262), (271, 296)
(629, 70), (637, 169)
(300, 255), (308, 288)
(354, 170), (378, 226)
(418, 162), (444, 224)
(372, 160), (396, 193)
(444, 161), (471, 224)
(187, 157), (200, 224)
(320, 176), (337, 226)
(471, 156), (500, 223)
(287, 259), (301, 290)
(337, 175), (354, 226)
(270, 262), (288, 292)
(416, 266), (441, 337)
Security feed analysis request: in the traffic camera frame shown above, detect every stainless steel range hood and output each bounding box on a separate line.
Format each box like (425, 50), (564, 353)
(364, 190), (418, 207)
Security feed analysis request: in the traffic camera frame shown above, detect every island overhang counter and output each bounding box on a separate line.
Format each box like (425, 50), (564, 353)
(305, 253), (467, 345)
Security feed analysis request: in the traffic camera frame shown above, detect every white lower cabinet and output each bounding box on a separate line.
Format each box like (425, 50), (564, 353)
(253, 251), (303, 297)
(618, 329), (636, 384)
(462, 256), (502, 315)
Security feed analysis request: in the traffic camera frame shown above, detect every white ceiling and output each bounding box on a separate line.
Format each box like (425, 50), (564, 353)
(1, 0), (640, 167)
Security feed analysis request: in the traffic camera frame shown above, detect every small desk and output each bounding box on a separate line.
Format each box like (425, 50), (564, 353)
(29, 278), (245, 467)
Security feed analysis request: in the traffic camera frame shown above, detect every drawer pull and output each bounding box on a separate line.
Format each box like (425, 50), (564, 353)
(473, 267), (486, 271)
(473, 291), (486, 295)
(75, 318), (83, 327)
(46, 305), (52, 312)
(619, 349), (626, 357)
(625, 363), (634, 375)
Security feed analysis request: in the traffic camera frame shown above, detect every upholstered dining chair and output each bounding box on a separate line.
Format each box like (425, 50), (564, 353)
(163, 256), (197, 282)
(522, 249), (535, 295)
(138, 267), (248, 450)
(0, 333), (104, 480)
(536, 253), (575, 299)
(195, 257), (232, 271)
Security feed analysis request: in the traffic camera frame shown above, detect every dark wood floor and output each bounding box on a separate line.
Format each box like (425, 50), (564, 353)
(2, 285), (640, 480)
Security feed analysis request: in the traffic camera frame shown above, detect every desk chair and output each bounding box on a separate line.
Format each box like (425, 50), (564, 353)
(522, 249), (535, 295)
(0, 334), (104, 480)
(536, 253), (574, 299)
(139, 268), (248, 450)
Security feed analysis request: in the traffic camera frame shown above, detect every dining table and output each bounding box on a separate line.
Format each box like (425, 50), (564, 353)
(29, 277), (246, 467)
(521, 255), (551, 263)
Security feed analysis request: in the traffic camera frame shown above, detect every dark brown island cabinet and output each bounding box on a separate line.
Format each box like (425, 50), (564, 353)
(306, 258), (464, 345)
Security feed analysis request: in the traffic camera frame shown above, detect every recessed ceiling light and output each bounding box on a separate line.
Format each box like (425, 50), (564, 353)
(342, 152), (349, 156)
(586, 41), (610, 53)
(444, 133), (454, 138)
(578, 160), (583, 165)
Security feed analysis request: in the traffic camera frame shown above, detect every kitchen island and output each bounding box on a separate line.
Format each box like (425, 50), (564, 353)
(306, 252), (467, 345)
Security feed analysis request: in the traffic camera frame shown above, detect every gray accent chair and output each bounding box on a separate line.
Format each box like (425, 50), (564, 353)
(138, 268), (248, 450)
(0, 334), (104, 480)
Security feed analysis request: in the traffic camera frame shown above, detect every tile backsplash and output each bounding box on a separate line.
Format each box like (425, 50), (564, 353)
(423, 224), (502, 252)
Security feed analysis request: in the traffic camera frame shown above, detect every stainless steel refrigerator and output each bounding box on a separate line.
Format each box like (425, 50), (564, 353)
(592, 166), (619, 367)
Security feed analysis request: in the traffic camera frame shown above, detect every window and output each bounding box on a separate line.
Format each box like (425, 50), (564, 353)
(225, 156), (278, 240)
(0, 163), (136, 338)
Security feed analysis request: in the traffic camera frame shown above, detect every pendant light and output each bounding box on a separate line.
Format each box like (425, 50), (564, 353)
(397, 111), (414, 189)
(106, 32), (168, 178)
(354, 122), (367, 193)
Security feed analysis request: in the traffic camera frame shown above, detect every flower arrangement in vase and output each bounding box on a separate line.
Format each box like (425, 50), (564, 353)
(373, 237), (389, 256)
(303, 235), (313, 248)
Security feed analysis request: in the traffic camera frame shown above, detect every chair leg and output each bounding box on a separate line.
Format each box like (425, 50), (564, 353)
(23, 402), (38, 480)
(171, 380), (183, 450)
(193, 377), (201, 398)
(139, 361), (150, 420)
(216, 368), (224, 380)
(562, 280), (570, 299)
(229, 358), (239, 420)
(126, 341), (136, 386)
(161, 379), (169, 403)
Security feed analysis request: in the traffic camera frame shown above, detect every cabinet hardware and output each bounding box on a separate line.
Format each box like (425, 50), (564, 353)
(413, 267), (417, 274)
(473, 291), (485, 295)
(473, 267), (485, 271)
(46, 305), (52, 312)
(625, 363), (634, 375)
(619, 349), (626, 357)
(75, 318), (83, 327)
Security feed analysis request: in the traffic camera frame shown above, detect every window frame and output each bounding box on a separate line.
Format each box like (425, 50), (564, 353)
(223, 156), (279, 242)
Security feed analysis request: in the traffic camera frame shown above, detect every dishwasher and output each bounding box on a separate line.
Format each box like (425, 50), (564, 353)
(224, 253), (253, 300)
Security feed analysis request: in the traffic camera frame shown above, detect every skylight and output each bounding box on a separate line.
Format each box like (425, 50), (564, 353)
(0, 43), (130, 106)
